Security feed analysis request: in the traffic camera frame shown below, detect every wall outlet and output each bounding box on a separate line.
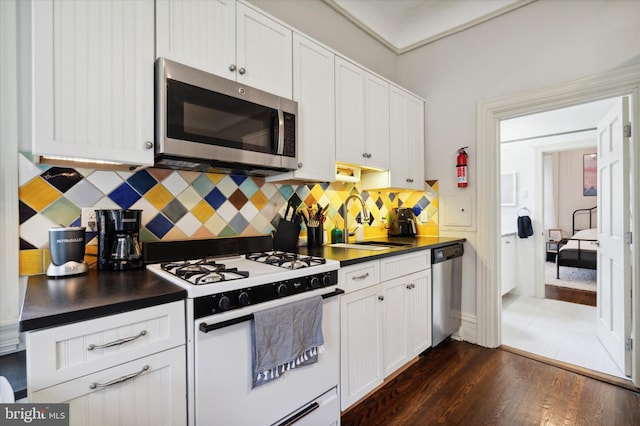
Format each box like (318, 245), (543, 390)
(81, 208), (97, 232)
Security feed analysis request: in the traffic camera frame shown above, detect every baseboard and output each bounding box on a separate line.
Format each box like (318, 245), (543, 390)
(454, 313), (477, 344)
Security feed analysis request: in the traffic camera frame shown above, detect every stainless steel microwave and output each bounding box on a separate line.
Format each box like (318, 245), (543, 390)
(155, 58), (298, 175)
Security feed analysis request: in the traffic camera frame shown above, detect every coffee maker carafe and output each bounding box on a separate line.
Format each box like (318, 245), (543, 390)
(96, 209), (143, 270)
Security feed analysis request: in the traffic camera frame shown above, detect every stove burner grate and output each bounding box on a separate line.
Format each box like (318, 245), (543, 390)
(246, 251), (327, 269)
(161, 259), (250, 285)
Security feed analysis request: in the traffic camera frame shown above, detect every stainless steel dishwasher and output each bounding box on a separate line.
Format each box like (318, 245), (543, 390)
(431, 243), (464, 347)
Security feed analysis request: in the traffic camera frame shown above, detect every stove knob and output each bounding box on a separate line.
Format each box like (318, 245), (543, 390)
(218, 295), (231, 310)
(322, 273), (332, 286)
(310, 276), (321, 289)
(238, 291), (251, 306)
(276, 283), (288, 296)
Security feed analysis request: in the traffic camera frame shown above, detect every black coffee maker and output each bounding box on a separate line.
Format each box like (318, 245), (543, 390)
(96, 209), (143, 270)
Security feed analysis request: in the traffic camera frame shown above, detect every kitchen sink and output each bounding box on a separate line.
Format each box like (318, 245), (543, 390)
(353, 241), (411, 247)
(327, 241), (412, 250)
(327, 243), (390, 251)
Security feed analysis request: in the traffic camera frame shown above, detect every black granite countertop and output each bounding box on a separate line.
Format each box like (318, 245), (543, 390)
(20, 268), (186, 332)
(299, 236), (466, 266)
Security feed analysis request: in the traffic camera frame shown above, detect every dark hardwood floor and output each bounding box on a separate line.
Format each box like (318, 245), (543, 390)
(341, 339), (639, 425)
(545, 284), (596, 306)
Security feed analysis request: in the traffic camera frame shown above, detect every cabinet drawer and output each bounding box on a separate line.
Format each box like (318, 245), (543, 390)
(339, 260), (380, 293)
(380, 250), (430, 281)
(27, 301), (185, 392)
(30, 346), (187, 426)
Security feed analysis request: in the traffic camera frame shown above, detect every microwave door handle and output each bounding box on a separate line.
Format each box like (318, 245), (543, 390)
(276, 109), (285, 155)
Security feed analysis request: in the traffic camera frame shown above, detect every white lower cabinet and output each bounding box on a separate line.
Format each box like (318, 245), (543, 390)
(382, 270), (431, 378)
(340, 249), (432, 411)
(340, 284), (384, 410)
(26, 301), (186, 426)
(30, 346), (186, 426)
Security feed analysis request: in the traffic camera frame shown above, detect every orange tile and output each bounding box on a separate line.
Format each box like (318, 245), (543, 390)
(250, 191), (268, 211)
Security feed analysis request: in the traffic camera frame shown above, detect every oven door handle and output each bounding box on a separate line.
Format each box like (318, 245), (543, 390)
(198, 288), (345, 333)
(275, 401), (320, 426)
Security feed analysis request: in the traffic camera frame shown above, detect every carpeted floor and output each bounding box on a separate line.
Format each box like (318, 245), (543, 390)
(545, 261), (596, 291)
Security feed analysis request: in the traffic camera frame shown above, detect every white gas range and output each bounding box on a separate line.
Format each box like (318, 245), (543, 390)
(145, 237), (342, 426)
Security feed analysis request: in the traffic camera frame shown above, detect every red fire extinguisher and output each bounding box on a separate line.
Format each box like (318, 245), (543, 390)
(457, 147), (468, 188)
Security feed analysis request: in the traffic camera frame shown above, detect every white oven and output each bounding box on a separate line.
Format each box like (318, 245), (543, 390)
(192, 289), (340, 426)
(145, 240), (341, 426)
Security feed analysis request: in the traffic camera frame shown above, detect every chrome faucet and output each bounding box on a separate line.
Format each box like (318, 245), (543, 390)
(343, 194), (369, 243)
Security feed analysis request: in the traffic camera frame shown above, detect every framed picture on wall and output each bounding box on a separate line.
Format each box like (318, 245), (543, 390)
(583, 153), (597, 196)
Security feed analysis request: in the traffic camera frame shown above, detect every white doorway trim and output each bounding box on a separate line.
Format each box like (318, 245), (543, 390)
(476, 64), (640, 385)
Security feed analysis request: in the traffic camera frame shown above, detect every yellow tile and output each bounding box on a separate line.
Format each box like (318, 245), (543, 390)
(192, 200), (215, 223)
(250, 191), (269, 211)
(19, 249), (45, 275)
(19, 178), (61, 211)
(206, 172), (224, 184)
(145, 184), (173, 210)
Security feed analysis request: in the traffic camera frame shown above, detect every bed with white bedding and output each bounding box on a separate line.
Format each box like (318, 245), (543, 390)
(556, 207), (598, 279)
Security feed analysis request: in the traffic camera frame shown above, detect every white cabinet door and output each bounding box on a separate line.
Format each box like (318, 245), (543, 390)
(30, 346), (187, 426)
(340, 284), (383, 410)
(382, 277), (409, 377)
(156, 0), (236, 78)
(388, 85), (425, 190)
(382, 270), (431, 378)
(268, 33), (335, 182)
(335, 57), (366, 166)
(236, 2), (292, 99)
(501, 234), (516, 296)
(335, 57), (390, 169)
(32, 0), (155, 166)
(364, 72), (389, 170)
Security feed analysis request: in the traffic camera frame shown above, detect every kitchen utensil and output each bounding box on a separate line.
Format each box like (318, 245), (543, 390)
(273, 201), (301, 252)
(47, 227), (89, 277)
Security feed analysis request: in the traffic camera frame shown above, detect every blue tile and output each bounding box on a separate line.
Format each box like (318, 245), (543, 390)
(375, 197), (384, 210)
(231, 175), (247, 186)
(416, 196), (431, 209)
(127, 170), (157, 195)
(204, 187), (226, 210)
(228, 213), (249, 234)
(319, 182), (330, 190)
(109, 183), (141, 209)
(146, 214), (173, 239)
(20, 238), (36, 250)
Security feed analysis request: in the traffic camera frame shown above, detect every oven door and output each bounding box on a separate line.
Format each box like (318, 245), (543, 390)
(194, 289), (340, 426)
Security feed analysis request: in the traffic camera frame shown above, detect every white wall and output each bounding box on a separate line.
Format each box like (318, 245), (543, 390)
(398, 0), (640, 317)
(557, 148), (598, 234)
(247, 0), (397, 81)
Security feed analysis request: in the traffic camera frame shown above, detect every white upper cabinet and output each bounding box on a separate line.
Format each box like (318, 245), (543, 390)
(156, 0), (292, 99)
(267, 33), (335, 182)
(390, 85), (425, 190)
(31, 0), (155, 167)
(335, 57), (389, 170)
(363, 85), (425, 191)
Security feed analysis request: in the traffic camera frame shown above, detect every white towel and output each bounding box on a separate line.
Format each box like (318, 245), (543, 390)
(252, 296), (324, 387)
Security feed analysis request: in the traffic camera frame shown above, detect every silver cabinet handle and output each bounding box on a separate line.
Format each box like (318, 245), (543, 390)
(238, 67), (246, 75)
(406, 284), (412, 289)
(411, 283), (416, 289)
(505, 240), (510, 244)
(367, 153), (372, 158)
(362, 153), (368, 158)
(229, 64), (236, 72)
(378, 295), (384, 301)
(89, 365), (149, 389)
(87, 330), (147, 351)
(352, 273), (370, 280)
(144, 141), (153, 150)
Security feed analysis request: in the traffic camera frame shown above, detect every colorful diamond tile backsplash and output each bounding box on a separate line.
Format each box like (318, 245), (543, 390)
(17, 153), (439, 275)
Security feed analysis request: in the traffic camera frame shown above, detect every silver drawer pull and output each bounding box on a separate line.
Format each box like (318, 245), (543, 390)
(89, 365), (149, 389)
(352, 273), (370, 280)
(87, 330), (147, 351)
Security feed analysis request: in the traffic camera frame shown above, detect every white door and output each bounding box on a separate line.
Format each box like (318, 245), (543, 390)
(596, 96), (631, 376)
